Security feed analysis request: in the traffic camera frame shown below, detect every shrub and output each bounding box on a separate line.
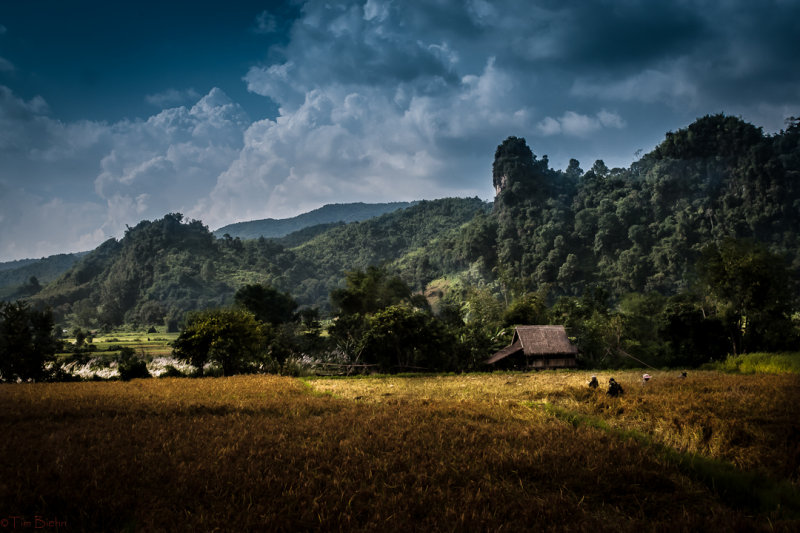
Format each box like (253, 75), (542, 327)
(159, 365), (185, 378)
(280, 357), (309, 377)
(117, 347), (151, 381)
(118, 358), (151, 381)
(714, 352), (800, 374)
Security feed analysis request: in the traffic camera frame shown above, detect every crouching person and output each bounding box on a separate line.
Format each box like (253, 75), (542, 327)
(607, 377), (624, 397)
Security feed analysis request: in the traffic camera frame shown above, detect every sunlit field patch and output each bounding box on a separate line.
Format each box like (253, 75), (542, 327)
(309, 371), (800, 483)
(1, 373), (797, 531)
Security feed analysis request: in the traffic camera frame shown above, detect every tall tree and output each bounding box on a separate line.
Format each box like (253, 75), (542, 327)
(360, 304), (456, 371)
(173, 309), (266, 376)
(697, 238), (796, 354)
(0, 301), (59, 382)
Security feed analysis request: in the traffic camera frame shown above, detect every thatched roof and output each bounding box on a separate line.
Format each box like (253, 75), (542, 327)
(485, 325), (577, 365)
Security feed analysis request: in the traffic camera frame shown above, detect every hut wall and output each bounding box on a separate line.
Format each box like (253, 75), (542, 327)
(528, 356), (578, 369)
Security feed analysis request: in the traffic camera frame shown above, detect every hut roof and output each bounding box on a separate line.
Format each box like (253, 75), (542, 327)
(515, 325), (577, 355)
(485, 325), (577, 365)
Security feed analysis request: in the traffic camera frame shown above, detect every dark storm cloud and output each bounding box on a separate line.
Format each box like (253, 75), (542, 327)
(567, 1), (800, 119)
(558, 1), (709, 69)
(301, 27), (457, 88)
(700, 1), (800, 105)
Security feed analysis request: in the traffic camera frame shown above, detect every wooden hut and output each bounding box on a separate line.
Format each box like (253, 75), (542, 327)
(485, 325), (578, 370)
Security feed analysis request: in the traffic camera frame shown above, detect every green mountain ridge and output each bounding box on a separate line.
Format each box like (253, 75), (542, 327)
(0, 203), (418, 299)
(0, 252), (88, 300)
(21, 114), (800, 332)
(34, 199), (487, 326)
(0, 258), (40, 273)
(212, 201), (418, 240)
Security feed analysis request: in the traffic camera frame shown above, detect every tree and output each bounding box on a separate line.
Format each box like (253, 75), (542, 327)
(0, 301), (59, 382)
(172, 309), (266, 376)
(234, 283), (298, 325)
(360, 305), (456, 371)
(659, 293), (728, 365)
(72, 327), (86, 348)
(328, 313), (371, 364)
(330, 266), (412, 316)
(550, 291), (626, 369)
(591, 160), (609, 178)
(565, 158), (583, 180)
(502, 292), (547, 327)
(697, 238), (796, 354)
(463, 287), (504, 327)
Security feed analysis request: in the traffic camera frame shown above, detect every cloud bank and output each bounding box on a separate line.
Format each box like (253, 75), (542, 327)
(0, 87), (249, 260)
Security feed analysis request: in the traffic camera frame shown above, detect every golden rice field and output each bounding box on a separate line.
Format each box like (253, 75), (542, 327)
(1, 371), (798, 532)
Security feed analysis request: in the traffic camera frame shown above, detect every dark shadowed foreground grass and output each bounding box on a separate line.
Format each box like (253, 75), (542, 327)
(1, 373), (797, 531)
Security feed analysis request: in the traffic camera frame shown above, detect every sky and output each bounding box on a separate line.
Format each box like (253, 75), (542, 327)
(0, 0), (798, 262)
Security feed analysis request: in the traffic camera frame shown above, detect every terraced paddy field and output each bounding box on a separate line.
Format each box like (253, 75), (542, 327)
(1, 371), (798, 531)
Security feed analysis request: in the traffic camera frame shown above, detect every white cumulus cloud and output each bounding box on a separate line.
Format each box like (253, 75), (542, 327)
(0, 87), (249, 260)
(198, 52), (534, 228)
(571, 65), (699, 107)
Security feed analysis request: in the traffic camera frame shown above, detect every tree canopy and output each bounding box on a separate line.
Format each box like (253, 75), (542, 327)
(234, 283), (298, 325)
(172, 309), (266, 376)
(0, 301), (59, 382)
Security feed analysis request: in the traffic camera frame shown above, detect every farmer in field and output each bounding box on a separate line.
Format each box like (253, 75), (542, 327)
(588, 375), (598, 389)
(607, 377), (624, 397)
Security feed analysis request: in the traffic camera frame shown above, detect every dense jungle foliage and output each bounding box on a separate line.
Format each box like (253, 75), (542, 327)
(5, 114), (798, 376)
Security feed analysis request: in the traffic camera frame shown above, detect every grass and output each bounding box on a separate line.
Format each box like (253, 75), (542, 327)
(308, 371), (800, 482)
(1, 372), (798, 531)
(538, 401), (800, 517)
(710, 351), (800, 374)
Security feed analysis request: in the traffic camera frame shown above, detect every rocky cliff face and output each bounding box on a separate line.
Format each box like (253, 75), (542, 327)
(494, 174), (509, 196)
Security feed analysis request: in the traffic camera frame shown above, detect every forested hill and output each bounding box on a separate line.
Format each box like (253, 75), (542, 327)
(0, 258), (39, 273)
(388, 115), (800, 301)
(0, 203), (414, 298)
(27, 114), (800, 329)
(477, 114), (800, 299)
(0, 252), (87, 300)
(212, 201), (417, 240)
(34, 199), (488, 326)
